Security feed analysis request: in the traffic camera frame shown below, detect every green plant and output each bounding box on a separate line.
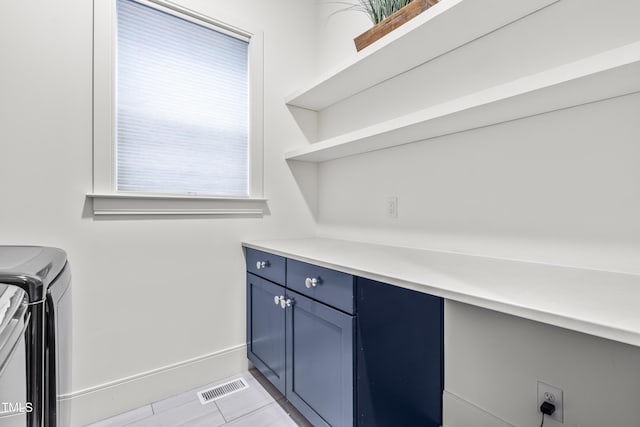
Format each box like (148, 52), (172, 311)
(335, 0), (416, 24)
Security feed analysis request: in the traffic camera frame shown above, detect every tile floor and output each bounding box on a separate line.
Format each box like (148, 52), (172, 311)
(86, 369), (312, 427)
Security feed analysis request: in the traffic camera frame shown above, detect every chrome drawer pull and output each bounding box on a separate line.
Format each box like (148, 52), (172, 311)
(304, 277), (319, 288)
(281, 298), (293, 309)
(274, 295), (281, 305)
(256, 261), (269, 270)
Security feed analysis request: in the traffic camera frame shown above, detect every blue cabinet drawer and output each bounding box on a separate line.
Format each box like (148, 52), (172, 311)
(246, 248), (286, 285)
(286, 259), (355, 314)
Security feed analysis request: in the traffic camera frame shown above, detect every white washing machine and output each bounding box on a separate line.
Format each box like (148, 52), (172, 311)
(0, 285), (29, 427)
(0, 247), (71, 427)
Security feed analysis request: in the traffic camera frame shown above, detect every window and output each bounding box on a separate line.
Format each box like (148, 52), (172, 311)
(117, 0), (250, 196)
(91, 0), (265, 215)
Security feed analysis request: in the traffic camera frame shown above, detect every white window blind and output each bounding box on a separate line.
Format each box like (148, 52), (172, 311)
(116, 0), (249, 196)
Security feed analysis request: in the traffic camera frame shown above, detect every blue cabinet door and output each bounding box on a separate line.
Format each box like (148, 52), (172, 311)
(356, 277), (443, 427)
(285, 289), (354, 427)
(246, 273), (286, 394)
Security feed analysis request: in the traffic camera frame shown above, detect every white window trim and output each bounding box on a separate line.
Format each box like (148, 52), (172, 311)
(90, 0), (265, 216)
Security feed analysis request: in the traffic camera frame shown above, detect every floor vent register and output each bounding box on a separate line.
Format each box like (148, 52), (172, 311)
(197, 378), (249, 404)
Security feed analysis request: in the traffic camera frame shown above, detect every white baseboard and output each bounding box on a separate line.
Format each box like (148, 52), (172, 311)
(443, 390), (514, 427)
(65, 344), (248, 427)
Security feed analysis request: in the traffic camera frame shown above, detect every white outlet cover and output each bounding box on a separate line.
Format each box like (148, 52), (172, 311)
(385, 196), (398, 218)
(537, 381), (564, 423)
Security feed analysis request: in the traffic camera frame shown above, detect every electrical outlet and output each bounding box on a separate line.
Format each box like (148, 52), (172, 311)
(385, 196), (398, 218)
(538, 381), (564, 423)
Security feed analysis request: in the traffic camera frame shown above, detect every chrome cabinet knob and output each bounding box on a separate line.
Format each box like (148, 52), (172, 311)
(305, 277), (318, 288)
(256, 261), (268, 269)
(275, 295), (287, 308)
(278, 297), (293, 309)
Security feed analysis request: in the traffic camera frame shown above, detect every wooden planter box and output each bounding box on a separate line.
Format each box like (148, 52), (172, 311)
(354, 0), (439, 52)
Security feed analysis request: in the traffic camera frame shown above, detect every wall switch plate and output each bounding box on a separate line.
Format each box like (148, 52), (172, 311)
(538, 381), (563, 423)
(385, 196), (398, 218)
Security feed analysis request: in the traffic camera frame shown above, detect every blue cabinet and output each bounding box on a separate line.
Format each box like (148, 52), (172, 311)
(356, 277), (443, 427)
(245, 248), (443, 427)
(246, 273), (286, 393)
(286, 289), (354, 427)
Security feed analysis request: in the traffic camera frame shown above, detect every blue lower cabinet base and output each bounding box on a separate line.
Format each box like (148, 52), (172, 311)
(356, 277), (444, 427)
(246, 250), (443, 427)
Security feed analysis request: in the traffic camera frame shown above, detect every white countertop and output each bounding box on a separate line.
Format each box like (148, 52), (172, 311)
(243, 237), (640, 347)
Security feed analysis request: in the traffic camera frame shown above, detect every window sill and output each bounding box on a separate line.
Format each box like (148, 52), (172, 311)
(86, 193), (268, 217)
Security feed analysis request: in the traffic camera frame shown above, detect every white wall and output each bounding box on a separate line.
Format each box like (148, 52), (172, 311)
(313, 0), (640, 274)
(308, 0), (640, 426)
(317, 92), (640, 274)
(445, 301), (640, 427)
(0, 0), (318, 425)
(313, 1), (371, 72)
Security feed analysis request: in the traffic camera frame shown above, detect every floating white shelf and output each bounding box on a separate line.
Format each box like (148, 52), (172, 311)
(285, 0), (559, 111)
(285, 41), (640, 163)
